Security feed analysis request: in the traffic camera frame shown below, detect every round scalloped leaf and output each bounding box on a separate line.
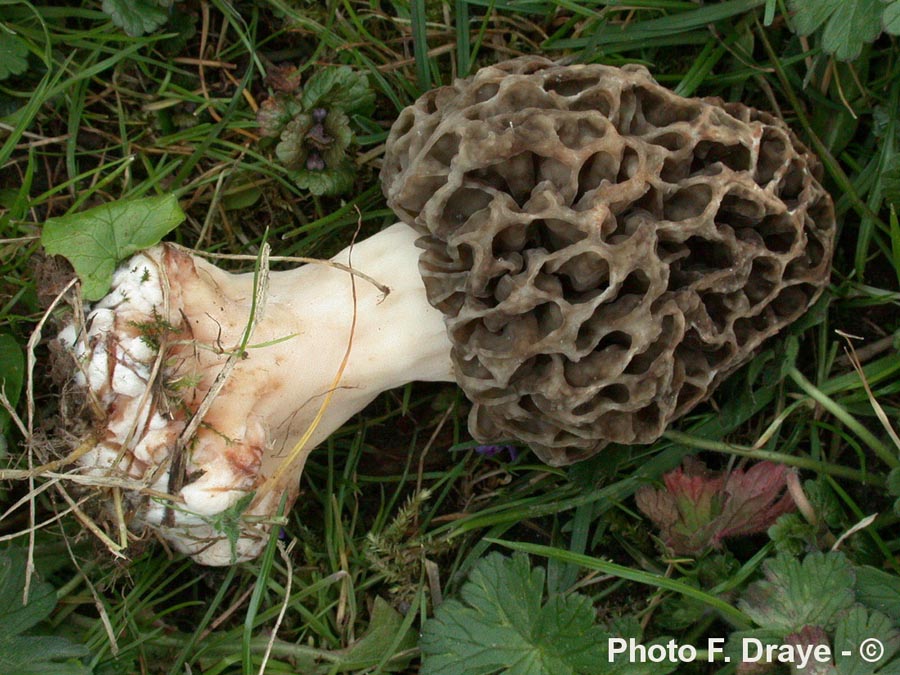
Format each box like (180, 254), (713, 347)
(102, 0), (169, 36)
(0, 32), (29, 81)
(41, 194), (185, 301)
(300, 66), (375, 115)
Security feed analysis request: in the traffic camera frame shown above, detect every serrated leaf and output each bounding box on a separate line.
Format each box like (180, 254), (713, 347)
(300, 66), (375, 115)
(41, 194), (185, 301)
(0, 333), (24, 437)
(0, 32), (29, 81)
(196, 490), (256, 564)
(102, 0), (169, 36)
(636, 459), (794, 555)
(834, 606), (900, 675)
(530, 595), (615, 674)
(739, 551), (856, 634)
(786, 625), (834, 675)
(787, 0), (884, 61)
(0, 550), (91, 675)
(855, 566), (900, 622)
(820, 0), (883, 61)
(419, 552), (675, 675)
(789, 0), (843, 35)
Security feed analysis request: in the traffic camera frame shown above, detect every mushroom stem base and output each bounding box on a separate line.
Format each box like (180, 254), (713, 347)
(61, 222), (454, 564)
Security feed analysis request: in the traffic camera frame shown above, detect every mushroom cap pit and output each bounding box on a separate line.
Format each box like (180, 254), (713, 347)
(381, 57), (836, 466)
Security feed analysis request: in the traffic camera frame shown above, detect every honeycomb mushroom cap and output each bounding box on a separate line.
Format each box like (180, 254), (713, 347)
(381, 57), (836, 466)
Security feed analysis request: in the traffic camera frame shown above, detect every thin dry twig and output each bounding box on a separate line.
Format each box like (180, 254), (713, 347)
(835, 331), (898, 367)
(0, 481), (93, 544)
(832, 513), (878, 552)
(174, 57), (237, 69)
(20, 276), (78, 601)
(181, 245), (391, 297)
(0, 388), (27, 437)
(55, 482), (125, 557)
(62, 532), (120, 655)
(257, 539), (295, 675)
(253, 212), (365, 506)
(415, 403), (455, 499)
(837, 330), (900, 454)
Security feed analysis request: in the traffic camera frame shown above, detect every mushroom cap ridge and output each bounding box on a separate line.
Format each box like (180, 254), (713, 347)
(381, 56), (836, 466)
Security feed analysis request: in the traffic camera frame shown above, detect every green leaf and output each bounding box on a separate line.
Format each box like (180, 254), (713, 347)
(884, 1), (900, 34)
(157, 6), (197, 55)
(0, 551), (57, 636)
(768, 513), (818, 556)
(41, 194), (185, 301)
(208, 491), (255, 564)
(855, 566), (900, 623)
(0, 32), (29, 81)
(888, 469), (900, 498)
(885, 151), (900, 278)
(0, 550), (91, 675)
(787, 0), (884, 60)
(834, 605), (900, 675)
(101, 0), (169, 37)
(789, 0), (843, 35)
(1, 636), (92, 675)
(326, 597), (417, 671)
(256, 96), (302, 139)
(419, 552), (675, 675)
(300, 66), (375, 115)
(295, 162), (356, 196)
(222, 185), (262, 212)
(0, 333), (24, 439)
(263, 69), (367, 196)
(275, 114), (314, 169)
(739, 551), (856, 634)
(890, 208), (900, 289)
(824, 0), (884, 61)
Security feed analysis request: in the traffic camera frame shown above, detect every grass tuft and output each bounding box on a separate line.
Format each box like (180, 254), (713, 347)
(1, 1), (899, 673)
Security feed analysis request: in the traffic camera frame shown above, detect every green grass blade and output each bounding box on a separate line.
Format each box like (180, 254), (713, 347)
(489, 539), (752, 628)
(411, 0), (431, 91)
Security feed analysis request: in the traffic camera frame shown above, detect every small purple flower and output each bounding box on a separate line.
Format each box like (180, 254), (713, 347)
(475, 444), (519, 462)
(306, 152), (326, 171)
(312, 107), (328, 122)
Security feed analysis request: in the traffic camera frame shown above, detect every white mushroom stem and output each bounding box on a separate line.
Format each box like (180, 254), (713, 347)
(58, 222), (454, 565)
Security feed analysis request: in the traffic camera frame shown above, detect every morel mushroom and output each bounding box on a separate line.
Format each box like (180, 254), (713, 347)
(56, 57), (834, 564)
(381, 56), (835, 465)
